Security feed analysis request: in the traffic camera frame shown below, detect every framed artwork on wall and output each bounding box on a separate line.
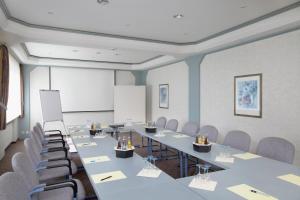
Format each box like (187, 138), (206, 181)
(234, 74), (262, 118)
(159, 84), (169, 109)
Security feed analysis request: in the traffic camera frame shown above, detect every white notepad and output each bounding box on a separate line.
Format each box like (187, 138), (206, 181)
(93, 135), (107, 139)
(189, 178), (217, 191)
(69, 144), (77, 153)
(154, 133), (166, 137)
(233, 152), (261, 160)
(82, 156), (110, 164)
(91, 171), (127, 184)
(278, 174), (300, 186)
(173, 134), (189, 138)
(227, 184), (278, 200)
(76, 142), (97, 147)
(137, 168), (162, 178)
(215, 156), (235, 163)
(72, 135), (90, 139)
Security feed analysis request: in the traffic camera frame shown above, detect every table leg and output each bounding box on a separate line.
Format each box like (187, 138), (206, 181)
(179, 151), (183, 178)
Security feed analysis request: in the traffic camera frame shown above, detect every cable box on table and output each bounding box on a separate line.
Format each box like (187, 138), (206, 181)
(193, 142), (212, 153)
(114, 147), (135, 158)
(144, 126), (157, 133)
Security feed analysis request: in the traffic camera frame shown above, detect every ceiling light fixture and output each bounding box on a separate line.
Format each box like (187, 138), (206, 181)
(111, 48), (117, 51)
(97, 0), (109, 5)
(96, 52), (101, 54)
(173, 14), (184, 19)
(47, 11), (54, 15)
(240, 6), (247, 8)
(72, 49), (79, 52)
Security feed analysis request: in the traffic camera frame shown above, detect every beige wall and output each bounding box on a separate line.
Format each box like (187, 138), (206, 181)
(147, 61), (189, 130)
(0, 120), (19, 159)
(200, 29), (300, 165)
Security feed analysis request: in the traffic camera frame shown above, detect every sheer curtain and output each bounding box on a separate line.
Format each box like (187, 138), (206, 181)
(0, 45), (9, 130)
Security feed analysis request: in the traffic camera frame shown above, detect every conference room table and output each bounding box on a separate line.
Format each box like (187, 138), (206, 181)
(69, 124), (300, 200)
(69, 127), (206, 200)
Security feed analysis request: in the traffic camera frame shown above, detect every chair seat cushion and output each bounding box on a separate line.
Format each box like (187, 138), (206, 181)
(39, 161), (77, 182)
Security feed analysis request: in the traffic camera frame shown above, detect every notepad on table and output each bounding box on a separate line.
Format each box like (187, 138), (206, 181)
(154, 133), (165, 138)
(278, 174), (300, 186)
(233, 152), (261, 160)
(69, 144), (77, 153)
(91, 170), (127, 184)
(76, 142), (97, 147)
(173, 134), (189, 138)
(82, 156), (110, 164)
(215, 156), (234, 163)
(227, 184), (278, 200)
(93, 135), (107, 139)
(137, 168), (162, 178)
(72, 135), (90, 139)
(189, 178), (217, 191)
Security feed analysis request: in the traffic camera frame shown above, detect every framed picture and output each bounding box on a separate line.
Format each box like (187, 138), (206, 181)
(234, 74), (262, 118)
(159, 84), (169, 109)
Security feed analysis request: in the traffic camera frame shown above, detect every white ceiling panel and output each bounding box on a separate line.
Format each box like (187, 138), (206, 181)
(24, 42), (161, 64)
(3, 0), (299, 44)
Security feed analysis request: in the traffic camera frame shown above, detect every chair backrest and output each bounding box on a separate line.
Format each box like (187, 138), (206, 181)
(36, 122), (44, 133)
(24, 138), (41, 168)
(0, 172), (28, 200)
(182, 122), (199, 137)
(256, 137), (295, 164)
(155, 117), (167, 128)
(165, 119), (178, 132)
(33, 125), (45, 141)
(198, 125), (219, 143)
(12, 152), (39, 188)
(223, 130), (251, 152)
(30, 130), (43, 153)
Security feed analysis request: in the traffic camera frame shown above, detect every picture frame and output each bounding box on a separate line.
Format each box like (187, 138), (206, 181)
(234, 74), (262, 118)
(159, 84), (169, 109)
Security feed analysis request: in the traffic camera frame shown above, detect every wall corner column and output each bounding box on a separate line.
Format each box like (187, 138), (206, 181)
(185, 54), (205, 123)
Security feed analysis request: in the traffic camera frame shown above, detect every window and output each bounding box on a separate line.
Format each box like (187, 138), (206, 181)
(6, 54), (21, 123)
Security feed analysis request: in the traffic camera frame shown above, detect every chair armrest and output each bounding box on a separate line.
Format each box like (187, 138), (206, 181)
(29, 180), (77, 199)
(41, 147), (68, 158)
(44, 139), (66, 147)
(44, 130), (62, 135)
(47, 163), (72, 176)
(45, 133), (64, 140)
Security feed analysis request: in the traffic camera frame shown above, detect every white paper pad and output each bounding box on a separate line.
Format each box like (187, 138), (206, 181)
(173, 134), (189, 138)
(189, 178), (217, 191)
(69, 144), (77, 153)
(278, 174), (300, 186)
(154, 133), (166, 137)
(137, 168), (162, 178)
(91, 171), (127, 184)
(76, 142), (97, 147)
(69, 129), (84, 134)
(233, 152), (261, 160)
(215, 156), (235, 163)
(82, 156), (110, 164)
(227, 184), (278, 200)
(93, 135), (107, 139)
(65, 137), (73, 145)
(72, 135), (90, 139)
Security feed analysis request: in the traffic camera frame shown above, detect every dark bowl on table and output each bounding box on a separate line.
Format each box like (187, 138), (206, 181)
(144, 126), (157, 133)
(89, 130), (97, 136)
(193, 142), (212, 153)
(115, 147), (134, 158)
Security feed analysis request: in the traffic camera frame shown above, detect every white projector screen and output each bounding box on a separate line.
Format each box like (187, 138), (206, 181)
(51, 67), (114, 112)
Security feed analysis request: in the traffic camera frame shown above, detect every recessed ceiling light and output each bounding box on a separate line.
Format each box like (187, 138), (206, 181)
(115, 53), (120, 56)
(111, 48), (117, 51)
(96, 52), (101, 54)
(240, 6), (247, 8)
(173, 14), (184, 19)
(72, 49), (79, 52)
(97, 0), (109, 5)
(47, 11), (54, 15)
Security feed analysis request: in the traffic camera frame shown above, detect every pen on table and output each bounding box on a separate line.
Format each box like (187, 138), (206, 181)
(250, 189), (269, 196)
(101, 176), (112, 181)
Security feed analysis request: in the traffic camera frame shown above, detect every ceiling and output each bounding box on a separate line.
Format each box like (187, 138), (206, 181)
(24, 42), (161, 64)
(2, 0), (299, 44)
(0, 0), (299, 69)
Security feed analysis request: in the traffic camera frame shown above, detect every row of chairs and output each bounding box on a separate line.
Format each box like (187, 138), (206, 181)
(154, 117), (295, 164)
(0, 123), (87, 200)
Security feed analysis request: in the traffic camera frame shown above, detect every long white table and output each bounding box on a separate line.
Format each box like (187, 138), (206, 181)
(70, 125), (300, 200)
(70, 128), (206, 200)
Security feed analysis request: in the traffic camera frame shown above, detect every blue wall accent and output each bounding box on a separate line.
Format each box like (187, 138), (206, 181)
(184, 54), (205, 123)
(18, 65), (36, 138)
(131, 70), (148, 85)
